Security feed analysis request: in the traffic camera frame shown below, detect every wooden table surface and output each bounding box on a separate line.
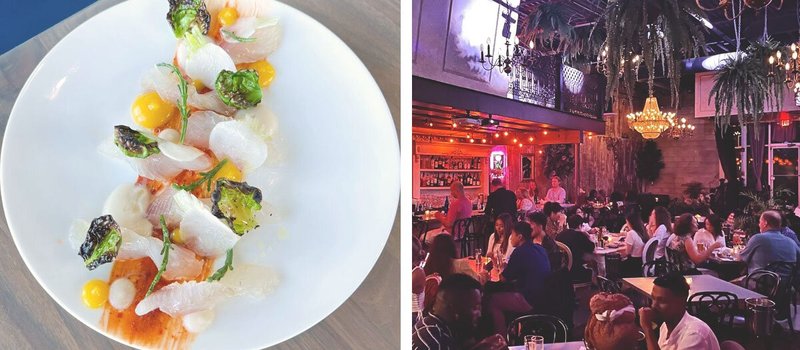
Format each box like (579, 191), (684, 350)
(0, 0), (399, 349)
(622, 275), (766, 301)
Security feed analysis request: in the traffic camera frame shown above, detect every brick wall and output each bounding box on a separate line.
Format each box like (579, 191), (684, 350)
(645, 92), (721, 198)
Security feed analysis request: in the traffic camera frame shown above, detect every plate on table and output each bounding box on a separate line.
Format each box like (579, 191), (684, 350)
(0, 0), (398, 349)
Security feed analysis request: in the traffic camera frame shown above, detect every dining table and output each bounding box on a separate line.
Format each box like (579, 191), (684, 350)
(0, 0), (399, 349)
(592, 232), (626, 277)
(508, 341), (586, 350)
(622, 275), (766, 302)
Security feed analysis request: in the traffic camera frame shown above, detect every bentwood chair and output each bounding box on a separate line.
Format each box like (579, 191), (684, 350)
(687, 291), (739, 332)
(642, 260), (678, 277)
(451, 218), (472, 258)
(642, 238), (659, 264)
(763, 261), (799, 331)
(555, 241), (573, 272)
(506, 314), (569, 346)
(743, 270), (781, 299)
(597, 275), (622, 293)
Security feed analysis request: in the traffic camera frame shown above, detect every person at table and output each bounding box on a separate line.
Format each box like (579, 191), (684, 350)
(544, 175), (567, 204)
(412, 236), (428, 325)
(739, 210), (800, 275)
(485, 221), (551, 337)
(412, 274), (508, 350)
(486, 213), (515, 268)
(543, 201), (566, 239)
(426, 181), (473, 245)
(556, 214), (595, 283)
(649, 207), (673, 260)
(424, 235), (482, 283)
(665, 214), (722, 275)
(620, 211), (648, 277)
(639, 272), (721, 350)
(527, 211), (562, 270)
(484, 178), (517, 222)
(692, 214), (726, 251)
(586, 189), (601, 203)
(516, 188), (534, 212)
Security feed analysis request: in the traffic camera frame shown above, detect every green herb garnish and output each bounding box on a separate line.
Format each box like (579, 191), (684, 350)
(79, 215), (122, 270)
(215, 69), (262, 109)
(172, 159), (229, 192)
(113, 125), (160, 158)
(146, 216), (172, 297)
(167, 0), (210, 38)
(157, 63), (190, 143)
(206, 249), (234, 282)
(221, 29), (256, 43)
(211, 179), (263, 235)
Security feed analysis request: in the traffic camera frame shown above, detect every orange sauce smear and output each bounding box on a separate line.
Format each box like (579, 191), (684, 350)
(100, 255), (216, 348)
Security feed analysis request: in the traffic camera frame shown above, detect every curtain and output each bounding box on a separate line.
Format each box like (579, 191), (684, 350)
(750, 126), (767, 192)
(714, 125), (738, 181)
(772, 122), (797, 143)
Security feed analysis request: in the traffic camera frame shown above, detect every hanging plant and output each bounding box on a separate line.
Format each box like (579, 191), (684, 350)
(635, 140), (664, 184)
(708, 38), (784, 137)
(519, 1), (599, 64)
(590, 0), (708, 109)
(543, 144), (574, 179)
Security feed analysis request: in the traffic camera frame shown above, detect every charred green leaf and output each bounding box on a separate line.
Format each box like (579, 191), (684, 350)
(167, 0), (210, 38)
(211, 179), (262, 235)
(79, 215), (122, 270)
(215, 69), (262, 109)
(114, 125), (160, 158)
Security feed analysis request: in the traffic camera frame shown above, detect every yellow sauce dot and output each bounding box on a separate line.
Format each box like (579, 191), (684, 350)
(247, 60), (275, 88)
(218, 7), (239, 27)
(172, 228), (184, 244)
(131, 91), (177, 129)
(213, 160), (243, 183)
(82, 279), (109, 309)
(192, 79), (205, 91)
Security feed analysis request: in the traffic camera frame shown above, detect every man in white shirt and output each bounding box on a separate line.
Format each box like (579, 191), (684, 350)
(639, 272), (720, 350)
(544, 176), (566, 204)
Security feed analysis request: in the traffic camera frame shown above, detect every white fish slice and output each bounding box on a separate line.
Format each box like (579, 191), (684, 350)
(176, 39), (236, 90)
(146, 187), (182, 228)
(173, 190), (240, 257)
(218, 264), (279, 299)
(141, 66), (235, 116)
(185, 110), (229, 149)
(221, 21), (282, 64)
(135, 280), (234, 317)
(102, 183), (153, 237)
(118, 228), (203, 281)
(209, 120), (268, 172)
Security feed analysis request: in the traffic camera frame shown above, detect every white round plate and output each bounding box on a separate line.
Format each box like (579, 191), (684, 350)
(0, 0), (398, 349)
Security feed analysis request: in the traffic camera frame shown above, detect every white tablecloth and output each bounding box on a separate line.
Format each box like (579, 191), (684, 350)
(509, 341), (585, 350)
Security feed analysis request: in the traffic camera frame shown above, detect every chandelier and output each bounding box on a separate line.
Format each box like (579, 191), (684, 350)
(626, 96), (675, 139)
(479, 38), (533, 75)
(668, 117), (696, 139)
(769, 43), (800, 92)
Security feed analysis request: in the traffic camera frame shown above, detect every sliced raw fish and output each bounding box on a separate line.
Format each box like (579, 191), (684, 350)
(146, 187), (182, 228)
(142, 66), (235, 116)
(173, 190), (240, 257)
(235, 101), (277, 141)
(175, 39), (236, 90)
(118, 228), (203, 281)
(102, 183), (153, 237)
(183, 309), (215, 333)
(135, 280), (234, 316)
(219, 264), (279, 299)
(221, 21), (282, 64)
(206, 0), (273, 18)
(209, 120), (268, 172)
(185, 111), (228, 149)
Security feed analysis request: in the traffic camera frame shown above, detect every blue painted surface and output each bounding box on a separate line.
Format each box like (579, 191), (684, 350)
(0, 0), (96, 54)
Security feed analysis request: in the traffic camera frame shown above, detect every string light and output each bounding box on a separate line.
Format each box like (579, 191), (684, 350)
(503, 131), (509, 136)
(519, 143), (523, 148)
(452, 122), (457, 128)
(482, 139), (487, 143)
(449, 138), (454, 143)
(538, 150), (543, 154)
(528, 136), (533, 142)
(428, 121), (434, 127)
(513, 138), (517, 143)
(470, 139), (475, 143)
(543, 130), (548, 135)
(495, 133), (500, 138)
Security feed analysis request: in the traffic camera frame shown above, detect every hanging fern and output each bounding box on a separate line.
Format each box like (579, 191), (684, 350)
(708, 38), (784, 137)
(519, 1), (601, 64)
(543, 144), (574, 179)
(590, 0), (708, 109)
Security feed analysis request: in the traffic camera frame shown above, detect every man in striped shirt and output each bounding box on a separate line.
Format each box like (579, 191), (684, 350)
(412, 274), (506, 350)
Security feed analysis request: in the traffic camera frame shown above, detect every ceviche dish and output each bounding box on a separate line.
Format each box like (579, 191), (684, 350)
(68, 0), (283, 347)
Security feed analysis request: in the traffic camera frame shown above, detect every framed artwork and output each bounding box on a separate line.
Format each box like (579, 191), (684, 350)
(521, 154), (534, 180)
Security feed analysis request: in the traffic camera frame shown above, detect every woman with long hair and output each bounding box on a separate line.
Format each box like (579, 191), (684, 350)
(517, 188), (534, 212)
(487, 213), (515, 268)
(649, 206), (673, 260)
(620, 212), (648, 277)
(666, 214), (723, 275)
(411, 236), (426, 324)
(693, 214), (726, 250)
(423, 234), (481, 282)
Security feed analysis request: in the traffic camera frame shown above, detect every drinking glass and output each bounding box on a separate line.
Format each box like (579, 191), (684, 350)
(525, 335), (544, 350)
(474, 249), (483, 268)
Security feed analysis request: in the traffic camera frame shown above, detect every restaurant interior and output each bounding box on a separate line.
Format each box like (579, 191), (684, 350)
(412, 0), (800, 349)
